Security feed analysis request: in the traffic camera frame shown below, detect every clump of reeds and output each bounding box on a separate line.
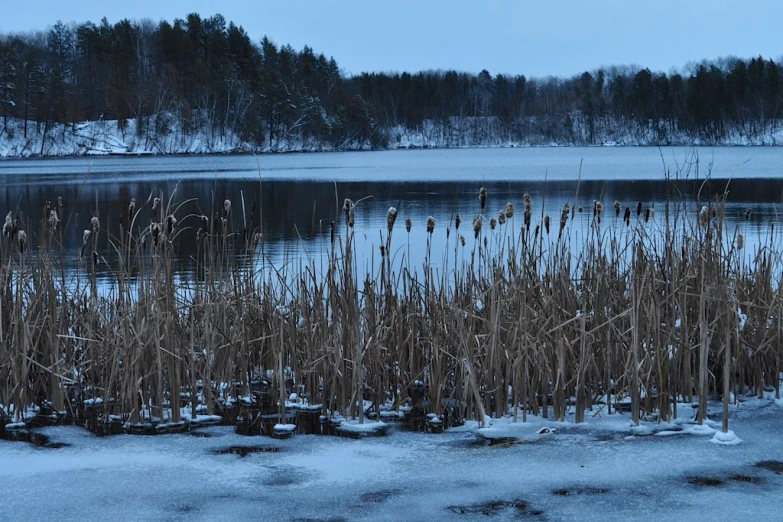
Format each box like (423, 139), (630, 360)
(0, 178), (777, 442)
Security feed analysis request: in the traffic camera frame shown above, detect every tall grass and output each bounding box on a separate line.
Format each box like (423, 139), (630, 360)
(0, 175), (780, 436)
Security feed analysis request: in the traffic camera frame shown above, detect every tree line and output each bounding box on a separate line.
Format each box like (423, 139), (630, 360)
(0, 13), (781, 152)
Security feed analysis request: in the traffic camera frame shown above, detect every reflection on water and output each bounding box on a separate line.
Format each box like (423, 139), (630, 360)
(2, 148), (783, 283)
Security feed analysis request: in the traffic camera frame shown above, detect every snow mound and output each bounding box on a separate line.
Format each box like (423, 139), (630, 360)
(710, 430), (743, 445)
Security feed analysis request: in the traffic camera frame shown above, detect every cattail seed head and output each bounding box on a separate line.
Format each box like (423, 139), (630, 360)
(636, 201), (642, 217)
(152, 197), (161, 211)
(544, 215), (551, 234)
(699, 206), (709, 227)
(128, 198), (136, 221)
(479, 187), (488, 211)
(166, 215), (177, 236)
(745, 207), (752, 221)
(472, 215), (483, 238)
(624, 207), (631, 226)
(614, 200), (621, 217)
(498, 210), (506, 226)
(387, 207), (398, 232)
(223, 199), (232, 217)
(593, 201), (604, 223)
(48, 210), (59, 230)
(560, 203), (570, 231)
(455, 214), (462, 230)
(91, 216), (100, 232)
(426, 216), (435, 234)
(505, 202), (515, 219)
(330, 220), (335, 244)
(201, 215), (209, 233)
(17, 230), (27, 252)
(490, 217), (497, 230)
(82, 229), (91, 246)
(151, 222), (161, 247)
(460, 234), (466, 247)
(2, 212), (12, 237)
(483, 236), (488, 249)
(737, 233), (744, 250)
(405, 217), (412, 233)
(380, 244), (386, 257)
(644, 208), (651, 223)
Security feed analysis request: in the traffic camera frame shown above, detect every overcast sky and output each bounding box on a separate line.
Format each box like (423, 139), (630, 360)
(2, 0), (781, 78)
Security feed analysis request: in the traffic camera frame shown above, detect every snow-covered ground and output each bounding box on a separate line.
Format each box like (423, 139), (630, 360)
(2, 399), (783, 521)
(2, 114), (782, 158)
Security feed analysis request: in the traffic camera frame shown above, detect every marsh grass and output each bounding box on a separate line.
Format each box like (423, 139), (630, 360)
(0, 171), (780, 437)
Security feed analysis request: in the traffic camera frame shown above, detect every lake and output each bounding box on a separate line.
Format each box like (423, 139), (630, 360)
(2, 147), (783, 282)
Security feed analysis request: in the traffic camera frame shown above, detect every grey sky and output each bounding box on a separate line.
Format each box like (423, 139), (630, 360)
(2, 0), (781, 78)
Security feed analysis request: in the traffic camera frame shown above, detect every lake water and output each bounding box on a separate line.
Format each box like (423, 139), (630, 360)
(2, 147), (783, 283)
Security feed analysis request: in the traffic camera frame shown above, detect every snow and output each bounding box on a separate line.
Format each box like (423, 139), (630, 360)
(2, 400), (783, 521)
(711, 430), (743, 445)
(336, 420), (389, 434)
(3, 114), (783, 159)
(273, 423), (297, 433)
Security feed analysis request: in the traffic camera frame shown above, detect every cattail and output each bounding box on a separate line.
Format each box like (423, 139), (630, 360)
(330, 220), (335, 244)
(711, 207), (717, 218)
(624, 207), (631, 226)
(151, 222), (161, 247)
(745, 207), (752, 221)
(472, 215), (482, 238)
(223, 199), (232, 217)
(128, 198), (136, 222)
(460, 234), (466, 247)
(405, 217), (412, 233)
(380, 244), (386, 257)
(698, 206), (709, 227)
(387, 207), (398, 232)
(426, 216), (435, 234)
(17, 230), (26, 252)
(92, 251), (98, 266)
(483, 236), (488, 249)
(479, 187), (488, 211)
(201, 215), (210, 234)
(523, 193), (532, 231)
(636, 201), (642, 217)
(455, 214), (462, 230)
(48, 210), (59, 230)
(614, 200), (621, 217)
(446, 226), (450, 239)
(593, 201), (604, 223)
(644, 208), (651, 223)
(490, 217), (497, 230)
(505, 202), (515, 219)
(253, 232), (263, 244)
(560, 203), (570, 233)
(498, 210), (506, 226)
(91, 216), (100, 232)
(153, 197), (161, 211)
(343, 199), (354, 228)
(578, 206), (583, 213)
(737, 233), (744, 250)
(82, 230), (91, 246)
(166, 215), (177, 235)
(57, 196), (63, 209)
(2, 212), (12, 237)
(544, 215), (551, 234)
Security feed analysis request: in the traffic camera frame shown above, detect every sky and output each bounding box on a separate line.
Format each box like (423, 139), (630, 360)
(2, 0), (781, 78)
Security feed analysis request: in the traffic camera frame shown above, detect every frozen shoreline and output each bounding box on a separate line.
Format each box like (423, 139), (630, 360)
(2, 397), (783, 521)
(2, 116), (782, 159)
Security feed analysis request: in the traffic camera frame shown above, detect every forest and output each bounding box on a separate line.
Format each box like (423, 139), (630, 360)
(0, 13), (781, 154)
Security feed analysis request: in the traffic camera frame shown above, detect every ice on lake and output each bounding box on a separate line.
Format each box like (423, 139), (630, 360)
(2, 400), (783, 521)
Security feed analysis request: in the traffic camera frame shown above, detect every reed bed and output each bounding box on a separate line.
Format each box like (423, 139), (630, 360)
(0, 178), (780, 438)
